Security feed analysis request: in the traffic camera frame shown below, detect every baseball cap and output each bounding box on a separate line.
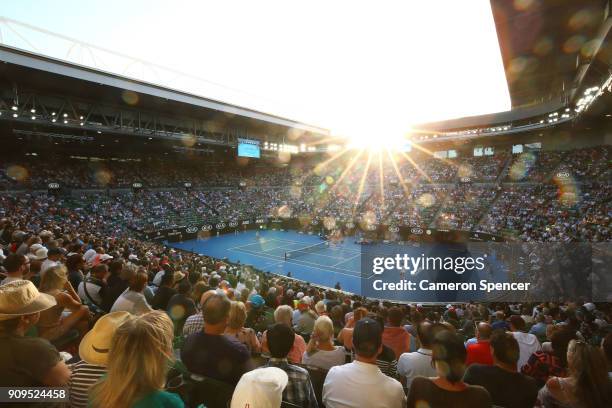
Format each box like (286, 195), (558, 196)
(47, 247), (62, 257)
(352, 317), (383, 356)
(249, 294), (265, 309)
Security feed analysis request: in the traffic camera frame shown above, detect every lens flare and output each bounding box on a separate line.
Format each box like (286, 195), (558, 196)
(6, 165), (28, 182)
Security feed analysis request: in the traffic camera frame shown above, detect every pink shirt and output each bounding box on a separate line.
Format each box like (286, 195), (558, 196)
(261, 331), (307, 364)
(382, 326), (411, 359)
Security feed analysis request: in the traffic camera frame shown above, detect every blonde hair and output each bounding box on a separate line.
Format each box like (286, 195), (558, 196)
(90, 311), (174, 408)
(39, 265), (68, 292)
(274, 305), (293, 326)
(315, 301), (326, 314)
(228, 301), (247, 330)
(313, 315), (334, 342)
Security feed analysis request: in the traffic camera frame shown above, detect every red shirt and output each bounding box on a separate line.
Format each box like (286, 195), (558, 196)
(466, 340), (494, 366)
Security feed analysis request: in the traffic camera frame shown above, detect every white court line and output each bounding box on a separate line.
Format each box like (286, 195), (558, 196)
(229, 246), (361, 278)
(261, 237), (362, 256)
(332, 252), (362, 268)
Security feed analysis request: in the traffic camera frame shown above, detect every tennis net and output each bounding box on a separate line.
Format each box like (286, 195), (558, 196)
(285, 241), (329, 260)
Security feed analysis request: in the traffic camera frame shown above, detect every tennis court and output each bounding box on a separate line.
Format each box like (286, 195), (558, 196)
(166, 230), (364, 293)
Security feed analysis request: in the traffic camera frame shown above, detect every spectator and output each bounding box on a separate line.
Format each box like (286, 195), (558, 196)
(407, 331), (491, 408)
(167, 280), (197, 328)
(230, 367), (288, 408)
(522, 327), (576, 387)
(337, 307), (368, 351)
(261, 305), (307, 364)
(78, 264), (109, 309)
(538, 339), (612, 408)
(41, 247), (62, 277)
(38, 265), (90, 341)
(245, 293), (274, 334)
(529, 313), (548, 340)
(382, 306), (412, 359)
(302, 315), (345, 370)
(265, 323), (319, 407)
(68, 311), (131, 408)
(398, 322), (446, 389)
(491, 310), (509, 331)
(465, 322), (493, 366)
(182, 289), (216, 337)
(110, 270), (152, 315)
(295, 297), (317, 335)
(464, 331), (539, 408)
(101, 261), (131, 313)
(66, 254), (86, 292)
(323, 317), (406, 408)
(89, 311), (183, 408)
(151, 270), (176, 310)
(181, 293), (253, 385)
(224, 300), (261, 353)
(0, 280), (71, 387)
(1, 254), (29, 285)
(509, 315), (541, 369)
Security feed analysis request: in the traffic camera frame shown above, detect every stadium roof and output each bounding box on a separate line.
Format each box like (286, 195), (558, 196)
(0, 44), (330, 139)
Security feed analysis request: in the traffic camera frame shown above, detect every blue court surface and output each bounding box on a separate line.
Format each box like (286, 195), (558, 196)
(167, 230), (364, 293)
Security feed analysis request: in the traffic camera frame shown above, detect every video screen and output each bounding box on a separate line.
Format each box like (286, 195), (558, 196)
(237, 142), (260, 158)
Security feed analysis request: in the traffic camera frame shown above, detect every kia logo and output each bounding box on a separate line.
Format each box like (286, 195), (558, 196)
(47, 183), (60, 189)
(201, 225), (213, 231)
(216, 223), (226, 229)
(184, 182), (192, 188)
(185, 226), (198, 233)
(367, 224), (377, 231)
(311, 220), (319, 225)
(411, 228), (423, 234)
(132, 182), (143, 188)
(242, 220), (250, 225)
(255, 219), (265, 224)
(556, 171), (570, 179)
(229, 221), (238, 227)
(345, 223), (355, 229)
(461, 177), (471, 183)
(389, 226), (399, 233)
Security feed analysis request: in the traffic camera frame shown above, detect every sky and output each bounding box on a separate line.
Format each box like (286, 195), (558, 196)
(0, 0), (511, 143)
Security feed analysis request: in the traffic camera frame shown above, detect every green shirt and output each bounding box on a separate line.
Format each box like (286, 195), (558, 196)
(133, 390), (184, 408)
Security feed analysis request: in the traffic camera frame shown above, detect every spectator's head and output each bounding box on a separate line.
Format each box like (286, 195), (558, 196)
(47, 247), (62, 261)
(267, 323), (295, 359)
(313, 315), (334, 344)
(79, 311), (131, 366)
(91, 264), (109, 280)
(39, 265), (68, 292)
(353, 307), (369, 323)
(273, 304), (293, 327)
(509, 315), (526, 332)
(128, 271), (148, 293)
(387, 306), (403, 327)
(431, 331), (467, 383)
(0, 280), (56, 335)
(417, 321), (448, 349)
(90, 311), (174, 408)
(476, 322), (492, 340)
(566, 339), (612, 408)
(160, 270), (174, 287)
(228, 301), (247, 330)
(176, 280), (191, 295)
(66, 253), (85, 272)
(550, 328), (577, 367)
(490, 331), (520, 368)
(3, 254), (28, 276)
(191, 281), (207, 304)
(315, 300), (326, 315)
(202, 293), (231, 331)
(353, 317), (383, 361)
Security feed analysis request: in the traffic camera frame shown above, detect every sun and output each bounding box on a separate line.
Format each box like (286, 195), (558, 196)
(338, 124), (412, 152)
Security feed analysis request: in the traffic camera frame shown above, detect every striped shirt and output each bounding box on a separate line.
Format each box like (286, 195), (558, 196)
(68, 360), (106, 408)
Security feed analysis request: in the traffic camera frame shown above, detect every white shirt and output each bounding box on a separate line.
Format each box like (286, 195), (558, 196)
(152, 270), (165, 286)
(77, 280), (103, 305)
(302, 346), (346, 371)
(397, 348), (436, 390)
(512, 331), (541, 369)
(1, 276), (22, 286)
(323, 360), (406, 408)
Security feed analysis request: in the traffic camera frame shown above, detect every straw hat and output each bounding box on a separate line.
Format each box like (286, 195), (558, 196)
(0, 280), (56, 320)
(79, 311), (132, 366)
(34, 247), (48, 260)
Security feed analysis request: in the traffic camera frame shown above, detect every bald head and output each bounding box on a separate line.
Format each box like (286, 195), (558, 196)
(477, 322), (492, 340)
(199, 289), (217, 308)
